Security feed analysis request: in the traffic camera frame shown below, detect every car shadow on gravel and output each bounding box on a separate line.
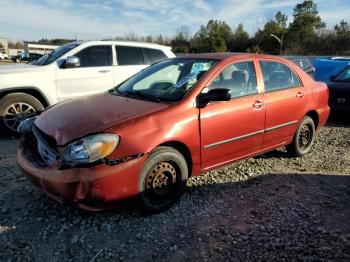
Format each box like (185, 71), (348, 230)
(1, 172), (350, 261)
(327, 114), (350, 127)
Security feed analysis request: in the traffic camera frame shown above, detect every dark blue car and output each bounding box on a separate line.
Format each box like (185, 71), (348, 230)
(314, 59), (350, 115)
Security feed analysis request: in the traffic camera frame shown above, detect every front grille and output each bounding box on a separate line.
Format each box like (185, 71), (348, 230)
(22, 133), (48, 168)
(23, 125), (59, 167)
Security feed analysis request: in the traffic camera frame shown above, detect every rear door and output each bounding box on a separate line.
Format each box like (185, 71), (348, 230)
(258, 60), (306, 147)
(200, 60), (266, 171)
(114, 46), (149, 86)
(56, 45), (114, 101)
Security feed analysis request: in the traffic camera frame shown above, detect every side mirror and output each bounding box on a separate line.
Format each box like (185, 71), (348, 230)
(64, 56), (80, 68)
(197, 88), (231, 108)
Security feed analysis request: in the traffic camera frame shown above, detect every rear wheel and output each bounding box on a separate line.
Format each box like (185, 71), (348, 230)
(0, 93), (44, 136)
(138, 146), (188, 213)
(286, 116), (315, 157)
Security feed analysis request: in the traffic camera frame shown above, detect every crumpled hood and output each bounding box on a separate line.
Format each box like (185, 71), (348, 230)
(35, 93), (168, 145)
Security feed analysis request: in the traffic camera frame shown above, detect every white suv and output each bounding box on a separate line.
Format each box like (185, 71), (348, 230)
(0, 41), (175, 133)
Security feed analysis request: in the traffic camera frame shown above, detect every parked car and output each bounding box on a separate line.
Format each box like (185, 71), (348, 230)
(0, 41), (175, 134)
(0, 53), (6, 60)
(313, 58), (350, 115)
(331, 57), (350, 61)
(285, 56), (315, 78)
(327, 65), (350, 114)
(17, 53), (330, 213)
(314, 58), (350, 82)
(11, 52), (43, 63)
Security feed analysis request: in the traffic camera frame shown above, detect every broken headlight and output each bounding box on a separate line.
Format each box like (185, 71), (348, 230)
(61, 134), (119, 166)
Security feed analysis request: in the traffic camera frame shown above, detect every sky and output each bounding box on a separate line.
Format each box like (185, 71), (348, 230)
(0, 0), (349, 42)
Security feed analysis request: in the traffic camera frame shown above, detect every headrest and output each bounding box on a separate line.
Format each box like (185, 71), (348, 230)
(231, 70), (248, 83)
(270, 71), (291, 83)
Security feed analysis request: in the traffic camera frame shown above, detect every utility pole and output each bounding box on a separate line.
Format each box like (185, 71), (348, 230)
(270, 32), (284, 55)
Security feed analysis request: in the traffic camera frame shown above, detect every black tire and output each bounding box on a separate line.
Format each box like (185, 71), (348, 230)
(0, 93), (44, 136)
(286, 116), (316, 157)
(138, 146), (188, 213)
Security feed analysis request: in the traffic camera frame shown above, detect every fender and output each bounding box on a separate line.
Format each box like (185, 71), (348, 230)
(0, 86), (53, 107)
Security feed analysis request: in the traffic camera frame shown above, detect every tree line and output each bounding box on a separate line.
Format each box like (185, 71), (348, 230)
(169, 0), (350, 55)
(9, 0), (350, 56)
(117, 0), (350, 56)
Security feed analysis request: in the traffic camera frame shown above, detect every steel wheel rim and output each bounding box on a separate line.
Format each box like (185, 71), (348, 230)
(3, 102), (35, 131)
(299, 124), (312, 150)
(145, 161), (178, 200)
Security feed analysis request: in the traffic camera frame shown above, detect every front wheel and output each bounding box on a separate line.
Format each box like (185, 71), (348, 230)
(138, 146), (188, 213)
(286, 116), (316, 157)
(0, 93), (44, 136)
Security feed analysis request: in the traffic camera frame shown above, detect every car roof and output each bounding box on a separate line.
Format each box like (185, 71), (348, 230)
(180, 52), (284, 61)
(69, 40), (172, 50)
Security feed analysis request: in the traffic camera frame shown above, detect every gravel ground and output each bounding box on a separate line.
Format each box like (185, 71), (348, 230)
(0, 120), (350, 261)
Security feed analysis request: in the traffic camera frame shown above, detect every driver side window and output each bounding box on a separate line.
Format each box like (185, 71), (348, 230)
(208, 61), (258, 99)
(74, 45), (112, 68)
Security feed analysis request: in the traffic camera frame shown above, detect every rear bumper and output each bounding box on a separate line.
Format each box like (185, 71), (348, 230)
(17, 142), (147, 211)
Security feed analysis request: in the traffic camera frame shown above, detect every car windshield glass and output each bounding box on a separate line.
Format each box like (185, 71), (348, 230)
(335, 67), (350, 82)
(31, 43), (80, 66)
(115, 59), (216, 103)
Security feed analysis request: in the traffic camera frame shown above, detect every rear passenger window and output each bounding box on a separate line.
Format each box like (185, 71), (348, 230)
(208, 61), (258, 99)
(75, 45), (112, 67)
(143, 48), (167, 64)
(116, 46), (144, 65)
(259, 61), (301, 92)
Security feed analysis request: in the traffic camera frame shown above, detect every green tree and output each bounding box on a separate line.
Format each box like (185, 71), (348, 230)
(253, 11), (288, 54)
(229, 23), (250, 52)
(287, 0), (325, 54)
(34, 38), (74, 46)
(334, 20), (350, 54)
(8, 41), (24, 49)
(171, 32), (191, 53)
(193, 20), (232, 52)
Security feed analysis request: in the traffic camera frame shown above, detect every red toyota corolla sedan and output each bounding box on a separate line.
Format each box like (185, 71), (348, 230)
(17, 53), (330, 213)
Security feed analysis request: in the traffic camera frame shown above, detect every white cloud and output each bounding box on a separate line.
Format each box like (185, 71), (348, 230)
(0, 0), (146, 40)
(0, 0), (348, 41)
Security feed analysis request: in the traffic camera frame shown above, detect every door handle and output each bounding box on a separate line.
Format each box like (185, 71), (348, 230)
(296, 92), (304, 98)
(253, 100), (264, 108)
(98, 70), (111, 73)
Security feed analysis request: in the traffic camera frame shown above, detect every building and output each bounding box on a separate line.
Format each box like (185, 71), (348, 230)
(0, 36), (9, 55)
(24, 42), (59, 55)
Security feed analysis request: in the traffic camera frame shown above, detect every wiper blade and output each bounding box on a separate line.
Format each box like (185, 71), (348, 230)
(125, 91), (162, 103)
(111, 89), (130, 97)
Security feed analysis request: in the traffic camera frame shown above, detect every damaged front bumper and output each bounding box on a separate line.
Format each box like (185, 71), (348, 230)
(16, 127), (147, 211)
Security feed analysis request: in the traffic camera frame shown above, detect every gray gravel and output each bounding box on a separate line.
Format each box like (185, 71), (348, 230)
(0, 122), (350, 261)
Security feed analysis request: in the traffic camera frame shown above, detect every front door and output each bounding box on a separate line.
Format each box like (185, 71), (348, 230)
(56, 45), (114, 101)
(200, 60), (266, 171)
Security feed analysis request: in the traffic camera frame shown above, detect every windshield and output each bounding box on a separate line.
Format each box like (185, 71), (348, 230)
(115, 59), (217, 102)
(335, 66), (350, 82)
(31, 43), (80, 66)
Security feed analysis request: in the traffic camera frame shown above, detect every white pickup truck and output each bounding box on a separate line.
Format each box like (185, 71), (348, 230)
(0, 41), (175, 134)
